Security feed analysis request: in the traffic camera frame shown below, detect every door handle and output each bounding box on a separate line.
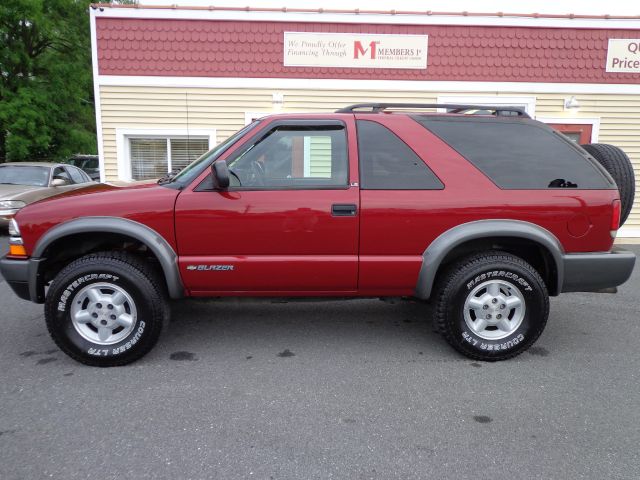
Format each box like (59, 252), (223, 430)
(331, 204), (357, 216)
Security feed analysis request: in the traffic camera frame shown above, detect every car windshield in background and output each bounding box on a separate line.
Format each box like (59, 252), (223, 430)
(0, 166), (49, 186)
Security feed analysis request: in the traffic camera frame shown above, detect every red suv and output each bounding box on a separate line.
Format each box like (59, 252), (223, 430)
(1, 104), (636, 366)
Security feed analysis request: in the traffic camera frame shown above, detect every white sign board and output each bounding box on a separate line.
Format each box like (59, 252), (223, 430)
(606, 39), (640, 73)
(284, 32), (428, 69)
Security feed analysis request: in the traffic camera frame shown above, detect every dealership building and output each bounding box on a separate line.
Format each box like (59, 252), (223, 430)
(90, 4), (640, 237)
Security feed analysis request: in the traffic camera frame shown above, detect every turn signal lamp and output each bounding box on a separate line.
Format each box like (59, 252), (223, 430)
(9, 244), (27, 257)
(8, 218), (28, 258)
(611, 199), (621, 238)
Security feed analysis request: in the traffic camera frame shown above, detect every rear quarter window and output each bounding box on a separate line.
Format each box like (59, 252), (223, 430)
(415, 117), (612, 189)
(357, 120), (443, 190)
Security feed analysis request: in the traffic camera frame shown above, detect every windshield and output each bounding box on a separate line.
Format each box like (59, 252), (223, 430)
(0, 165), (49, 187)
(167, 121), (261, 187)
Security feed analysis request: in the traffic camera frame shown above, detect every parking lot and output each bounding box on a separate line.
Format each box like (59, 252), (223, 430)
(0, 234), (639, 479)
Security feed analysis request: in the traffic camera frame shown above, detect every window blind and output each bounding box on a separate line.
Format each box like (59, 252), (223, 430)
(130, 137), (209, 180)
(170, 138), (209, 172)
(130, 138), (168, 180)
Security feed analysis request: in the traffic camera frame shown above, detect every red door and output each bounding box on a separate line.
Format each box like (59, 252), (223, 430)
(174, 117), (360, 295)
(547, 123), (593, 144)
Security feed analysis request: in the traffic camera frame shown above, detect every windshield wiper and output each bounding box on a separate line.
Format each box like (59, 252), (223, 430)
(157, 169), (182, 185)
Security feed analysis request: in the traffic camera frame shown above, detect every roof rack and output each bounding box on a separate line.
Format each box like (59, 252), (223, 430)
(335, 103), (530, 118)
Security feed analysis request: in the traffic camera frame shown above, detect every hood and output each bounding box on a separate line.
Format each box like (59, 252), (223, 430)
(15, 181), (181, 251)
(0, 183), (49, 200)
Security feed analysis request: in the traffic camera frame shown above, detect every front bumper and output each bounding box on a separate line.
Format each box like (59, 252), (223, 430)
(0, 256), (45, 303)
(561, 248), (636, 293)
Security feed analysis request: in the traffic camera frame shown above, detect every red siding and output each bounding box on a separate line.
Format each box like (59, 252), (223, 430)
(96, 18), (640, 83)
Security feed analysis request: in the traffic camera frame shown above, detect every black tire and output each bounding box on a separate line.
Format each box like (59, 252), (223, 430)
(581, 143), (636, 226)
(44, 252), (170, 367)
(434, 251), (549, 361)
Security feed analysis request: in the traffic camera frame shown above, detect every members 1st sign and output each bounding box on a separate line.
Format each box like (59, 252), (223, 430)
(284, 32), (428, 69)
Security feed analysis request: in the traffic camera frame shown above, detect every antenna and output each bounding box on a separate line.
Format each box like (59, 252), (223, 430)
(185, 91), (190, 170)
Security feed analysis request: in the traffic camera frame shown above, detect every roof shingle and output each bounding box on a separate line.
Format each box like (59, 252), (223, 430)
(96, 18), (640, 84)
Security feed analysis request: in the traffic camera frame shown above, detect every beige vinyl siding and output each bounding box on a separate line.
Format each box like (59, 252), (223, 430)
(98, 86), (640, 233)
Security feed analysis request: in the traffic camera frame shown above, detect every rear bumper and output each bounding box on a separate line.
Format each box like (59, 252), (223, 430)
(0, 256), (45, 303)
(561, 248), (636, 293)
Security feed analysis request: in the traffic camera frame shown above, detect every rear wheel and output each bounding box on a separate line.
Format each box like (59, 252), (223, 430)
(44, 252), (169, 367)
(434, 251), (549, 361)
(581, 143), (635, 226)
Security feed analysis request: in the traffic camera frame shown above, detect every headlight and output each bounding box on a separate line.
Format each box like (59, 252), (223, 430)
(9, 218), (21, 237)
(0, 200), (26, 209)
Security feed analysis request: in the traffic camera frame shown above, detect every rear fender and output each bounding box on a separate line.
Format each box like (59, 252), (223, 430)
(415, 220), (564, 300)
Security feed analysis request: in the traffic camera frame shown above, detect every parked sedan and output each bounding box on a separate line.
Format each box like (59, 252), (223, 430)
(0, 162), (95, 227)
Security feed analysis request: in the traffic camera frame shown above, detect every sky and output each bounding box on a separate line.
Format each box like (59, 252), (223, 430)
(135, 0), (639, 16)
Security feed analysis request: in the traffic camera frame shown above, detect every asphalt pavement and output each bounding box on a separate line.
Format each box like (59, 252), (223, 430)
(1, 235), (639, 479)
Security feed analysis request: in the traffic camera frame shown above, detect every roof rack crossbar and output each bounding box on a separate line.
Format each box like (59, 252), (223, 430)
(335, 103), (530, 118)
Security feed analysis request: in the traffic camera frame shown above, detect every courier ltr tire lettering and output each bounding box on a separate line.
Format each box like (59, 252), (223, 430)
(434, 251), (549, 361)
(44, 252), (169, 367)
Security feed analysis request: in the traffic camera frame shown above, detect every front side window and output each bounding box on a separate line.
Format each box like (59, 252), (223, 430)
(129, 137), (209, 181)
(67, 166), (87, 184)
(227, 125), (348, 188)
(357, 120), (443, 190)
(416, 117), (611, 189)
(52, 167), (71, 184)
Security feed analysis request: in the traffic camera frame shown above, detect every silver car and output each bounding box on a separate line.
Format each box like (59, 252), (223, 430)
(0, 162), (95, 227)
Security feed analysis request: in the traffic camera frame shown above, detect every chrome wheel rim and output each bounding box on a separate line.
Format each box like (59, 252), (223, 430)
(70, 282), (137, 345)
(463, 280), (525, 340)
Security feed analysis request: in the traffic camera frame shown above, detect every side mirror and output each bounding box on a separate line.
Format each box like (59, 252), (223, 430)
(211, 161), (230, 190)
(51, 178), (68, 187)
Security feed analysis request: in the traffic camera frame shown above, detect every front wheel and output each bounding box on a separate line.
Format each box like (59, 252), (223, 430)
(434, 251), (549, 361)
(45, 252), (169, 367)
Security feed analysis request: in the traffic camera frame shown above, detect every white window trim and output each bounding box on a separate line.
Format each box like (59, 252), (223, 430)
(535, 117), (600, 143)
(303, 137), (312, 177)
(115, 128), (215, 182)
(437, 95), (537, 117)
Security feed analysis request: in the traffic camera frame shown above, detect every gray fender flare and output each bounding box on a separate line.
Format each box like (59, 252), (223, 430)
(415, 220), (564, 300)
(33, 217), (184, 299)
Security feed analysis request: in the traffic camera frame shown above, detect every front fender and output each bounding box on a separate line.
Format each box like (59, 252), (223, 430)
(32, 217), (184, 300)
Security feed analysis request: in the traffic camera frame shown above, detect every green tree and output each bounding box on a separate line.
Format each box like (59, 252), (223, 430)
(0, 0), (96, 162)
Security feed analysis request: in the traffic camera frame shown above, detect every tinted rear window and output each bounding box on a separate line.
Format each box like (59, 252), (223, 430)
(415, 117), (612, 189)
(357, 120), (443, 190)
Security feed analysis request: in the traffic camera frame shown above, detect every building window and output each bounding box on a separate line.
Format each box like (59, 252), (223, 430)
(128, 136), (210, 180)
(116, 129), (215, 182)
(536, 117), (600, 144)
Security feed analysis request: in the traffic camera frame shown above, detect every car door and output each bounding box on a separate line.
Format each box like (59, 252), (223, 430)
(50, 166), (82, 193)
(174, 118), (360, 295)
(65, 166), (92, 185)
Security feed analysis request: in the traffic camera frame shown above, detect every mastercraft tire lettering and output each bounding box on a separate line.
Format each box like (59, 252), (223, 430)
(44, 252), (169, 367)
